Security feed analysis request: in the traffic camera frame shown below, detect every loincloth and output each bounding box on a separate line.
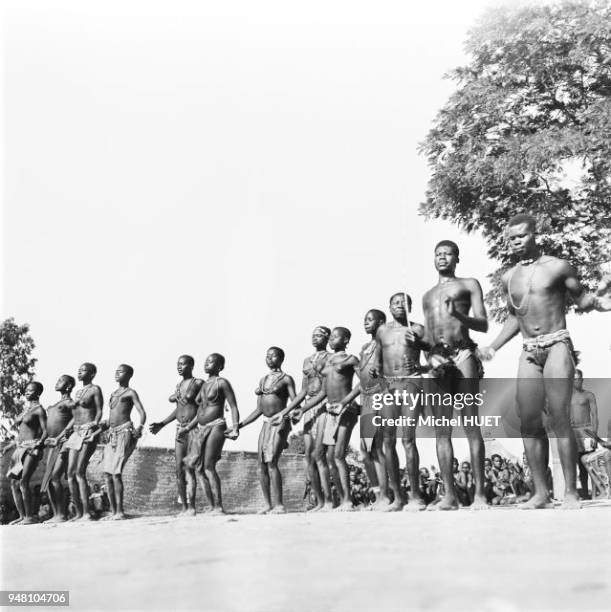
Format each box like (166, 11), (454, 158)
(360, 386), (383, 453)
(302, 396), (325, 437)
(64, 422), (99, 452)
(258, 415), (291, 463)
(522, 329), (578, 368)
(183, 418), (225, 470)
(103, 421), (137, 475)
(427, 341), (483, 379)
(319, 403), (358, 446)
(41, 437), (69, 491)
(7, 439), (41, 479)
(572, 425), (596, 454)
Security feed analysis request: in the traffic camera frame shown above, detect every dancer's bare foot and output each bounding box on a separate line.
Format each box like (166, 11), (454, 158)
(561, 492), (581, 510)
(470, 495), (490, 511)
(9, 517), (23, 525)
(111, 512), (128, 520)
(209, 507), (225, 516)
(269, 505), (286, 514)
(403, 498), (427, 512)
(76, 513), (95, 522)
(427, 496), (458, 511)
(381, 499), (404, 512)
(335, 502), (355, 512)
(20, 516), (39, 525)
(257, 506), (272, 515)
(43, 514), (68, 524)
(318, 502), (335, 512)
(518, 495), (553, 510)
(306, 502), (325, 513)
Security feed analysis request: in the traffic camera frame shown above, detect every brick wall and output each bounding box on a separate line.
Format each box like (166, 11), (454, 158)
(0, 443), (309, 515)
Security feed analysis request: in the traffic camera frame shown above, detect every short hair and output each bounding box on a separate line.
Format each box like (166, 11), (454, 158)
(491, 453), (502, 462)
(28, 381), (44, 396)
(61, 375), (76, 389)
(434, 240), (460, 258)
(209, 353), (225, 369)
(390, 292), (412, 310)
(82, 362), (97, 376)
(333, 327), (351, 341)
(268, 346), (285, 362)
(179, 355), (195, 368)
(367, 309), (386, 323)
(119, 364), (134, 378)
(508, 214), (536, 232)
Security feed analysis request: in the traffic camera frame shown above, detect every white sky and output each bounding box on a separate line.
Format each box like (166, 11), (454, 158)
(3, 0), (609, 465)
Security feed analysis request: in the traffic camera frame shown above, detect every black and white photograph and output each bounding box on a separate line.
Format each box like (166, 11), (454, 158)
(1, 0), (611, 610)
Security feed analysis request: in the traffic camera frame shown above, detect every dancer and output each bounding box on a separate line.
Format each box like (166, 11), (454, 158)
(569, 370), (598, 499)
(421, 241), (489, 510)
(65, 363), (103, 520)
(180, 353), (239, 514)
(371, 293), (426, 511)
(479, 214), (611, 509)
(41, 375), (75, 523)
(149, 355), (203, 515)
(296, 327), (359, 511)
(7, 382), (47, 524)
(239, 347), (296, 513)
(273, 326), (331, 511)
(101, 364), (146, 519)
(336, 309), (391, 509)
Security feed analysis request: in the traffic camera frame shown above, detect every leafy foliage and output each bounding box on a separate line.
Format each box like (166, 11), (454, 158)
(0, 318), (37, 423)
(420, 0), (611, 319)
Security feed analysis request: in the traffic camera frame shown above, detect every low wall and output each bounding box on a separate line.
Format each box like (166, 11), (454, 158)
(0, 444), (308, 515)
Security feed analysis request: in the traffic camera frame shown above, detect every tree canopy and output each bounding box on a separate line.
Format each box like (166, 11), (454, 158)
(0, 318), (37, 423)
(420, 0), (611, 319)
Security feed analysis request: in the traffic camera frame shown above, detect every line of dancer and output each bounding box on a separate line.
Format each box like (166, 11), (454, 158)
(5, 214), (611, 522)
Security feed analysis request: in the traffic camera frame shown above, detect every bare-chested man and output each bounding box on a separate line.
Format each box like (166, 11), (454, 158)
(101, 364), (146, 520)
(294, 327), (359, 511)
(336, 310), (391, 509)
(149, 355), (203, 516)
(420, 241), (489, 510)
(181, 353), (239, 515)
(7, 382), (47, 524)
(569, 370), (598, 499)
(65, 363), (103, 521)
(274, 326), (331, 511)
(240, 347), (296, 513)
(479, 214), (611, 509)
(371, 293), (427, 511)
(41, 375), (75, 523)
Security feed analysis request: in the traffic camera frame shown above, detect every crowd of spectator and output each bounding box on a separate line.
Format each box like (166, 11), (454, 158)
(334, 453), (554, 509)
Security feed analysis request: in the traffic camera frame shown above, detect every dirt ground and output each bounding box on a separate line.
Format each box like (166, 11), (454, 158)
(2, 502), (610, 612)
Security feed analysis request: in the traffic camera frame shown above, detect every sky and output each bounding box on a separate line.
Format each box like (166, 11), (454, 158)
(3, 0), (610, 465)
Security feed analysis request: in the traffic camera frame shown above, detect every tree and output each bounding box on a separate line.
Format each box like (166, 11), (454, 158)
(0, 318), (37, 422)
(419, 0), (611, 319)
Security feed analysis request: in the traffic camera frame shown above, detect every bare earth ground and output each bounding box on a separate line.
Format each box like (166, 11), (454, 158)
(2, 503), (611, 612)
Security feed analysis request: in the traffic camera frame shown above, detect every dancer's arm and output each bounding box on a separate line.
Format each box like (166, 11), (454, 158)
(222, 379), (240, 439)
(149, 408), (177, 434)
(444, 279), (488, 333)
(130, 390), (147, 436)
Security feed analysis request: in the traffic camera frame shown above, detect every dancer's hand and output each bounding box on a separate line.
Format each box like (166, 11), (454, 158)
(225, 428), (239, 440)
(405, 328), (417, 343)
(270, 413), (284, 426)
(444, 297), (457, 317)
(477, 346), (496, 361)
(134, 425), (143, 438)
(369, 367), (380, 378)
(291, 408), (304, 423)
(327, 402), (343, 416)
(149, 422), (164, 435)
